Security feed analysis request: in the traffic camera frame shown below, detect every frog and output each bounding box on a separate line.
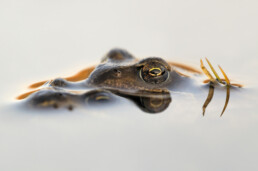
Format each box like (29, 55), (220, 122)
(17, 48), (242, 115)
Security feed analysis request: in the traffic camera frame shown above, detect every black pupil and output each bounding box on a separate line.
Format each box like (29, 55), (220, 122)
(149, 69), (161, 76)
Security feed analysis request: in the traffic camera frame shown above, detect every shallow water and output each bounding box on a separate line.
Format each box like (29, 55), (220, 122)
(1, 0), (258, 171)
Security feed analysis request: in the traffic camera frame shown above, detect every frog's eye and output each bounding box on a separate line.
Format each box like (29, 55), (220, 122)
(140, 63), (169, 84)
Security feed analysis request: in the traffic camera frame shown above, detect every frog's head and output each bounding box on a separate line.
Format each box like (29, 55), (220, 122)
(87, 57), (172, 91)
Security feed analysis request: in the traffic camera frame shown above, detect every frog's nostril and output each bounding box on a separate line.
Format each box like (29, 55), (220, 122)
(113, 69), (122, 77)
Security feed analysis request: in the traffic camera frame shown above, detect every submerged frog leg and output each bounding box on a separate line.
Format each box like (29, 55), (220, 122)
(230, 83), (243, 88)
(168, 61), (202, 74)
(174, 70), (190, 77)
(218, 65), (230, 116)
(65, 65), (96, 82)
(202, 82), (215, 116)
(16, 89), (40, 100)
(29, 80), (50, 89)
(203, 79), (212, 84)
(28, 65), (96, 89)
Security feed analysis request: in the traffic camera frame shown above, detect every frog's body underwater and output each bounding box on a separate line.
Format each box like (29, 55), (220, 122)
(17, 49), (242, 115)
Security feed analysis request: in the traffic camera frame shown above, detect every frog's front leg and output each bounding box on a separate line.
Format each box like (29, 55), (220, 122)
(200, 58), (242, 116)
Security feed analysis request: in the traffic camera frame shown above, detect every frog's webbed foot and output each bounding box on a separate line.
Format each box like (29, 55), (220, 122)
(200, 58), (240, 116)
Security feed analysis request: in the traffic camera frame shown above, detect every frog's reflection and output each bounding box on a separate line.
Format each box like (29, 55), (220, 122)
(113, 90), (171, 113)
(26, 88), (172, 114)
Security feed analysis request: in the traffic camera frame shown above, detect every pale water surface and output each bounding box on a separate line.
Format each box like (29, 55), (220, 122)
(0, 0), (258, 171)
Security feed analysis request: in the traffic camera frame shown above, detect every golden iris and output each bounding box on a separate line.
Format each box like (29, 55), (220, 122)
(149, 68), (162, 76)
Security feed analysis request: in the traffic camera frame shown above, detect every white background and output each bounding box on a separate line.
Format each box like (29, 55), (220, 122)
(0, 0), (258, 170)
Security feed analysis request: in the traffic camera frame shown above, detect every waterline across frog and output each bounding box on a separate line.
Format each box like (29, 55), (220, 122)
(17, 48), (242, 115)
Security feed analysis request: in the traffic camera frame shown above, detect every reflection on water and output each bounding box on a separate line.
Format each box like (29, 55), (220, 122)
(24, 88), (172, 114)
(115, 90), (171, 113)
(18, 80), (241, 115)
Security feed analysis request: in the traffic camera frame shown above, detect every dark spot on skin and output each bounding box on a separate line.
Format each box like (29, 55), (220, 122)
(113, 69), (122, 77)
(68, 105), (73, 111)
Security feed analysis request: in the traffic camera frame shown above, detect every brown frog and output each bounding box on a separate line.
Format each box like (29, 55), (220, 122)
(17, 49), (242, 115)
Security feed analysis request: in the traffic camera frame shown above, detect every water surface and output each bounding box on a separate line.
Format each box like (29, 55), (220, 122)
(0, 0), (258, 171)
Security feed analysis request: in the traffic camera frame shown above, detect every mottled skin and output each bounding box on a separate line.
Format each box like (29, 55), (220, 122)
(87, 56), (172, 90)
(46, 49), (189, 92)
